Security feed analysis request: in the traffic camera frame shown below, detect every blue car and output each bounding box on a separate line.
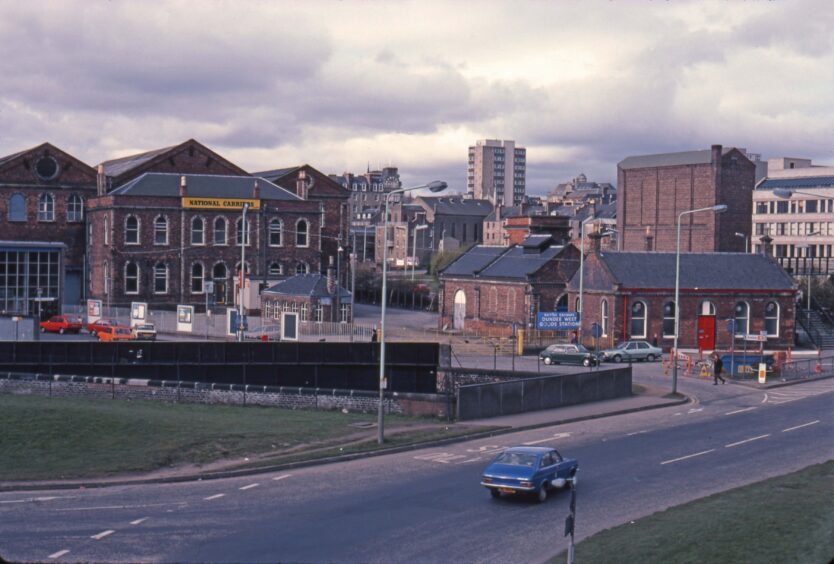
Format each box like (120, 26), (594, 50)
(481, 446), (578, 502)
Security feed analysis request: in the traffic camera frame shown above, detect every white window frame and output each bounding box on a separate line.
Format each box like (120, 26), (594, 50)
(125, 262), (140, 295)
(764, 301), (779, 337)
(269, 218), (283, 247)
(191, 262), (205, 294)
(296, 218), (309, 247)
(153, 262), (168, 294)
(214, 217), (227, 245)
(191, 216), (205, 246)
(154, 215), (169, 246)
(67, 194), (83, 222)
(629, 300), (647, 339)
(37, 193), (55, 222)
(125, 215), (140, 245)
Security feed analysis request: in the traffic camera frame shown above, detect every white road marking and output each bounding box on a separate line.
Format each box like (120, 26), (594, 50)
(48, 550), (70, 559)
(130, 517), (148, 525)
(456, 457), (483, 464)
(413, 452), (468, 463)
(204, 494), (225, 501)
(414, 452), (452, 460)
(725, 407), (756, 415)
(688, 408), (704, 413)
(626, 430), (648, 436)
(661, 449), (715, 465)
(523, 432), (571, 446)
(239, 483), (260, 490)
(91, 530), (114, 540)
(433, 454), (468, 464)
(272, 474), (292, 481)
(1, 496), (68, 505)
(55, 502), (186, 512)
(465, 445), (504, 455)
(725, 434), (770, 448)
(783, 420), (820, 433)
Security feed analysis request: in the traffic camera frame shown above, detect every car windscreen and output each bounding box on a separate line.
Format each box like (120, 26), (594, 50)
(494, 452), (537, 467)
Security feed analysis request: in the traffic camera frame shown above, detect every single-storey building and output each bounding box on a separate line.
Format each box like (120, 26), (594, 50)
(261, 272), (352, 324)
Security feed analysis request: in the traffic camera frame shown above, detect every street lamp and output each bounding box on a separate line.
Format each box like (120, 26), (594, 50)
(378, 180), (447, 444)
(672, 204), (728, 394)
(238, 203), (249, 342)
(411, 224), (429, 280)
(734, 232), (749, 253)
(578, 216), (610, 342)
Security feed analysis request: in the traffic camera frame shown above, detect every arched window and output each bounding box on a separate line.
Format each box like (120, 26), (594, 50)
(490, 287), (498, 314)
(296, 262), (308, 275)
(268, 262), (282, 276)
(37, 193), (55, 222)
(125, 216), (139, 245)
(507, 288), (516, 316)
(734, 302), (750, 336)
(153, 262), (168, 294)
(191, 262), (204, 294)
(214, 217), (227, 245)
(235, 261), (250, 275)
(191, 217), (205, 245)
(699, 300), (716, 316)
(630, 301), (647, 338)
(67, 194), (83, 222)
(269, 219), (283, 246)
(103, 215), (109, 245)
(8, 193), (25, 221)
(213, 262), (227, 279)
(574, 297), (580, 313)
(236, 217), (250, 246)
(296, 219), (309, 247)
(601, 299), (609, 337)
(103, 261), (109, 295)
(125, 262), (139, 294)
(764, 301), (779, 336)
(301, 303), (308, 321)
(313, 303), (323, 323)
(662, 301), (676, 338)
(154, 216), (168, 245)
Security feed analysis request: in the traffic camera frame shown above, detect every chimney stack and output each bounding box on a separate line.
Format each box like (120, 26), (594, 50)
(759, 233), (773, 258)
(644, 225), (654, 252)
(179, 175), (187, 197)
(326, 256), (335, 293)
(588, 231), (603, 254)
(297, 170), (307, 199)
(96, 165), (107, 196)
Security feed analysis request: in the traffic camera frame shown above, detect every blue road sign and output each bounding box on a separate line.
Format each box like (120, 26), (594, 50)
(537, 311), (580, 330)
(590, 322), (602, 338)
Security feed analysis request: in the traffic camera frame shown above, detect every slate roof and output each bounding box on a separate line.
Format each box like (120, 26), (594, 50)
(0, 147), (29, 168)
(619, 147), (736, 170)
(419, 196), (493, 217)
(757, 176), (834, 190)
(479, 244), (564, 279)
(101, 144), (178, 178)
(262, 274), (351, 298)
(441, 237), (566, 280)
(253, 166), (301, 181)
(109, 173), (300, 200)
(568, 252), (794, 291)
(441, 246), (507, 277)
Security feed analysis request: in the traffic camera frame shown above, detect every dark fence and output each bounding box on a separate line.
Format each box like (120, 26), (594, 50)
(0, 341), (440, 394)
(456, 367), (631, 420)
(353, 288), (437, 312)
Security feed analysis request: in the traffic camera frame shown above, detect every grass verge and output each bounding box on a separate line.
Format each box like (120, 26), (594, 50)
(0, 394), (486, 481)
(551, 461), (834, 564)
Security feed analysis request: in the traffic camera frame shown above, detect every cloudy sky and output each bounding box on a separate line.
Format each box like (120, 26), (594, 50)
(1, 0), (832, 195)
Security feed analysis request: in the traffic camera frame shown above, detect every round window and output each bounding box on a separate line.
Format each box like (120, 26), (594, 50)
(35, 156), (59, 180)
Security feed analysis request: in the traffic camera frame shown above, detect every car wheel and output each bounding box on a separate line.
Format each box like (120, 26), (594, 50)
(543, 357), (552, 365)
(59, 328), (65, 335)
(570, 473), (578, 487)
(90, 330), (96, 337)
(582, 358), (591, 367)
(612, 354), (623, 363)
(490, 489), (500, 499)
(646, 354), (656, 362)
(536, 485), (548, 503)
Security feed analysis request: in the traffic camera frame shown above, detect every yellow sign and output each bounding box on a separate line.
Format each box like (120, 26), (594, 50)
(182, 197), (261, 210)
(758, 363), (767, 384)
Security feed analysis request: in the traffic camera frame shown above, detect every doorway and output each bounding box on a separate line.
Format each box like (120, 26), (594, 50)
(453, 290), (466, 330)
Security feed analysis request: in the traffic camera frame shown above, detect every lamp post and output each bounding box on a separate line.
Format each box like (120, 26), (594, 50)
(411, 224), (428, 280)
(577, 215), (599, 343)
(734, 232), (749, 253)
(378, 180), (447, 444)
(797, 232), (821, 333)
(672, 204), (727, 394)
(238, 203), (249, 342)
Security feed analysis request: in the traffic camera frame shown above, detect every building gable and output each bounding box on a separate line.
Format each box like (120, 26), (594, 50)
(0, 142), (97, 187)
(256, 164), (349, 201)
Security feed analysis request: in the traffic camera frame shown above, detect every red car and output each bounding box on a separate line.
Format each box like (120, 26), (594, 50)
(96, 325), (134, 342)
(87, 318), (119, 336)
(39, 315), (83, 334)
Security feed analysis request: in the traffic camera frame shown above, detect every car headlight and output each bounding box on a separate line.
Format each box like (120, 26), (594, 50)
(482, 477), (493, 484)
(519, 480), (533, 487)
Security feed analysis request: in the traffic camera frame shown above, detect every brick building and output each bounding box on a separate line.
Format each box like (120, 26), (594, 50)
(0, 142), (97, 310)
(261, 272), (352, 325)
(566, 235), (797, 351)
(87, 172), (321, 309)
(438, 235), (580, 334)
(617, 145), (754, 253)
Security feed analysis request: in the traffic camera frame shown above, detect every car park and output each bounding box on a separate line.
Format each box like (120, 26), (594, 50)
(131, 323), (157, 341)
(598, 340), (663, 363)
(39, 315), (82, 334)
(87, 318), (119, 336)
(539, 343), (598, 367)
(96, 325), (134, 342)
(481, 446), (578, 502)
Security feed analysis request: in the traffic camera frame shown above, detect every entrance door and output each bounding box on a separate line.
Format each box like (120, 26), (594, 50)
(697, 316), (716, 351)
(214, 281), (226, 305)
(453, 290), (466, 330)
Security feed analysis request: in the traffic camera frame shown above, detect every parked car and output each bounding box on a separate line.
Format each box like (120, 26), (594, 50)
(96, 325), (134, 342)
(131, 323), (157, 341)
(539, 343), (598, 367)
(87, 318), (119, 336)
(39, 315), (83, 334)
(598, 340), (663, 363)
(481, 446), (578, 502)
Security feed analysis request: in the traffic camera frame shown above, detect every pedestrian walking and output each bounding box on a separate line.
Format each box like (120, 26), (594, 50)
(371, 328), (379, 343)
(713, 352), (725, 385)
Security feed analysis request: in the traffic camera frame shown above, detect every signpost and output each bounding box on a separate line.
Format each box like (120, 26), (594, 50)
(590, 322), (602, 368)
(536, 311), (580, 331)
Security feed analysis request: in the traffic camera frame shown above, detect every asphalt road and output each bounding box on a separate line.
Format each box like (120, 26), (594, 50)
(2, 373), (832, 563)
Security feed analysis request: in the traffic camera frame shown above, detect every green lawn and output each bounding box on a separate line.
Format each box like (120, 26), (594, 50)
(0, 394), (441, 480)
(552, 461), (834, 564)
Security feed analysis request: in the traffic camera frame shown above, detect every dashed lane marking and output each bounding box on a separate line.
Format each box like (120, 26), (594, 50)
(626, 430), (648, 436)
(725, 407), (756, 415)
(725, 434), (770, 448)
(783, 420), (820, 432)
(523, 432), (571, 446)
(688, 408), (704, 413)
(91, 530), (114, 540)
(413, 452), (468, 463)
(48, 550), (70, 559)
(130, 517), (148, 525)
(1, 495), (73, 505)
(661, 449), (715, 465)
(204, 494), (225, 501)
(239, 483), (260, 491)
(272, 474), (292, 481)
(456, 457), (483, 464)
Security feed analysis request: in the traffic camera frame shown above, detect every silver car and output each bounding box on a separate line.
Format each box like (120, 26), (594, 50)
(598, 340), (662, 363)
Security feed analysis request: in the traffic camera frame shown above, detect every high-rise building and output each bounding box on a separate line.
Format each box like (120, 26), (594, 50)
(467, 139), (526, 206)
